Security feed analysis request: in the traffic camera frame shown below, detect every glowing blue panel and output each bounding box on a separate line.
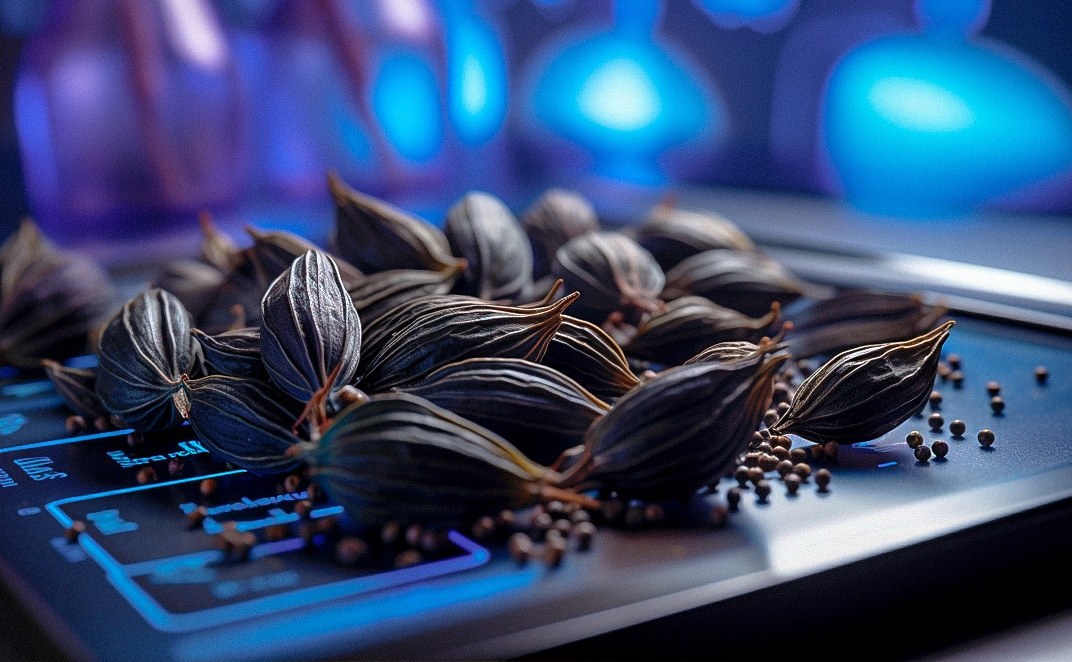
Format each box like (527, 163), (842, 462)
(823, 37), (1072, 214)
(914, 0), (990, 40)
(373, 53), (443, 163)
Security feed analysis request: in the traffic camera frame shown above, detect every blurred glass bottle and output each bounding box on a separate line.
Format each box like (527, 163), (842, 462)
(14, 0), (246, 243)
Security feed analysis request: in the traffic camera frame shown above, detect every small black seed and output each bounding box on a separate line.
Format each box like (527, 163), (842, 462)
(734, 466), (751, 488)
(772, 446), (789, 461)
(823, 442), (840, 460)
(951, 370), (964, 388)
(755, 481), (771, 503)
(624, 504), (645, 528)
(947, 354), (961, 370)
(545, 532), (568, 567)
(776, 459), (793, 478)
(785, 473), (802, 495)
(929, 390), (942, 410)
(763, 409), (779, 428)
(759, 453), (779, 473)
(471, 515), (496, 541)
(727, 487), (742, 511)
(65, 415), (86, 434)
(789, 448), (808, 464)
(978, 429), (995, 447)
(509, 533), (534, 564)
(335, 537), (369, 566)
(949, 420), (966, 437)
(792, 463), (811, 481)
(65, 521), (85, 543)
(990, 396), (1005, 414)
(906, 431), (924, 448)
(932, 440), (949, 458)
(814, 468), (831, 492)
(929, 412), (944, 431)
(574, 521), (596, 551)
(915, 445), (932, 462)
(1035, 366), (1049, 384)
(394, 549), (423, 569)
(986, 381), (1000, 396)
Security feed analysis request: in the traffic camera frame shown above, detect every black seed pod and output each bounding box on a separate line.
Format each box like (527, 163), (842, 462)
(153, 259), (225, 323)
(552, 232), (664, 325)
(357, 294), (576, 392)
(329, 173), (458, 273)
(445, 191), (533, 301)
(260, 250), (362, 402)
(624, 297), (781, 366)
(683, 341), (769, 366)
(630, 203), (755, 271)
(567, 343), (789, 499)
(303, 393), (582, 527)
(197, 211), (242, 273)
(180, 375), (303, 474)
(786, 290), (947, 359)
(402, 358), (610, 465)
(0, 220), (116, 367)
(42, 360), (110, 420)
(770, 321), (955, 444)
(522, 188), (599, 277)
(96, 289), (201, 431)
(540, 315), (640, 400)
(193, 327), (266, 380)
(246, 226), (363, 289)
(662, 249), (804, 317)
(348, 265), (464, 326)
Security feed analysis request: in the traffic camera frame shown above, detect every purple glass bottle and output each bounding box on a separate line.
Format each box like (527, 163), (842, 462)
(14, 0), (245, 243)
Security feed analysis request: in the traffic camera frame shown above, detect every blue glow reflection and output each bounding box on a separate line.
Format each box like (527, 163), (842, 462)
(373, 53), (443, 163)
(444, 5), (508, 145)
(693, 0), (799, 32)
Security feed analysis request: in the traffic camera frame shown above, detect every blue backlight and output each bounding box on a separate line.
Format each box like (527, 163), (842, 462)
(373, 52), (443, 163)
(693, 0), (799, 31)
(444, 5), (508, 146)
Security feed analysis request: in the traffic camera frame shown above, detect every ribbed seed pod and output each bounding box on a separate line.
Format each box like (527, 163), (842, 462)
(624, 297), (781, 366)
(521, 188), (599, 277)
(347, 265), (463, 326)
(630, 204), (755, 271)
(245, 226), (364, 289)
(96, 289), (201, 431)
(552, 232), (665, 324)
(786, 290), (947, 359)
(357, 294), (577, 392)
(179, 375), (303, 474)
(569, 343), (789, 499)
(358, 294), (481, 355)
(0, 220), (116, 368)
(42, 360), (110, 420)
(540, 316), (640, 400)
(303, 393), (563, 526)
(198, 211), (242, 273)
(401, 358), (610, 465)
(683, 341), (766, 366)
(260, 251), (362, 403)
(445, 191), (533, 301)
(329, 173), (458, 273)
(770, 321), (955, 444)
(662, 249), (805, 317)
(193, 327), (266, 380)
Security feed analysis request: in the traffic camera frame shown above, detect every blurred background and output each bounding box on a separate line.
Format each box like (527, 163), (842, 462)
(1, 0), (1070, 249)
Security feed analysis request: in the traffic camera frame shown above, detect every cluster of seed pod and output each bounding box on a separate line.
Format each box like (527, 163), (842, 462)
(31, 175), (959, 537)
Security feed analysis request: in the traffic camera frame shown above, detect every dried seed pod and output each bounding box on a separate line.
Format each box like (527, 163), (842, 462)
(302, 393), (581, 527)
(769, 321), (956, 444)
(42, 360), (110, 420)
(786, 290), (947, 359)
(193, 327), (266, 380)
(662, 249), (805, 317)
(683, 341), (767, 366)
(551, 232), (664, 325)
(624, 297), (781, 366)
(260, 250), (362, 402)
(329, 173), (458, 273)
(540, 315), (640, 400)
(402, 358), (610, 465)
(198, 211), (242, 273)
(629, 203), (755, 271)
(179, 375), (303, 474)
(153, 259), (226, 322)
(522, 188), (599, 277)
(357, 294), (576, 392)
(567, 343), (789, 499)
(445, 191), (533, 301)
(347, 265), (464, 326)
(0, 220), (116, 367)
(96, 289), (201, 431)
(246, 226), (363, 289)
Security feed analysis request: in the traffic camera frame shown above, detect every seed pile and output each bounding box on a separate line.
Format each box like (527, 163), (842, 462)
(9, 174), (1013, 565)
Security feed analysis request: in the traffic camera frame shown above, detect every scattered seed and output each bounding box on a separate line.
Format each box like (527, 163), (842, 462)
(199, 478), (218, 497)
(283, 474), (302, 493)
(938, 363), (951, 381)
(947, 354), (961, 370)
(759, 453), (779, 473)
(949, 420), (966, 437)
(814, 468), (831, 492)
(727, 487), (742, 511)
(571, 509), (591, 525)
(776, 402), (791, 416)
(978, 429), (995, 448)
(624, 504), (645, 528)
(186, 506), (207, 528)
(755, 481), (771, 503)
(404, 524), (423, 548)
(65, 415), (86, 434)
(497, 509), (516, 530)
(709, 505), (729, 528)
(294, 500), (313, 519)
(986, 381), (1000, 396)
(823, 442), (839, 460)
(932, 440), (949, 459)
(600, 500), (624, 523)
(756, 442), (773, 455)
(744, 452), (761, 468)
(545, 533), (568, 567)
(792, 463), (811, 481)
(531, 512), (554, 539)
(265, 523), (289, 542)
(335, 537), (369, 566)
(644, 503), (666, 523)
(929, 390), (942, 410)
(471, 516), (496, 541)
(789, 448), (808, 464)
(167, 458), (184, 475)
(574, 521), (596, 550)
(1035, 366), (1049, 384)
(915, 445), (932, 462)
(394, 549), (423, 569)
(906, 431), (924, 448)
(749, 467), (766, 485)
(772, 446), (789, 461)
(763, 409), (779, 427)
(136, 466), (157, 485)
(734, 466), (751, 488)
(776, 459), (793, 478)
(951, 370), (964, 388)
(990, 396), (1005, 414)
(65, 521), (85, 543)
(928, 412), (944, 431)
(784, 473), (802, 495)
(380, 521), (402, 546)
